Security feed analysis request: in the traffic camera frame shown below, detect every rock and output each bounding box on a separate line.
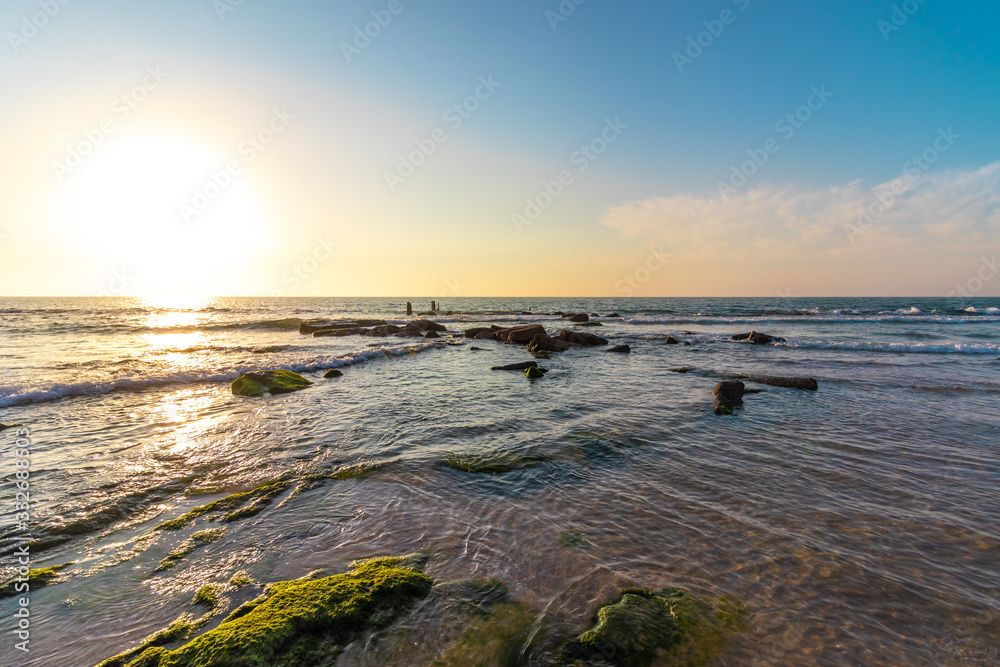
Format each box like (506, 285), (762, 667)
(684, 341), (692, 346)
(560, 587), (747, 667)
(669, 367), (696, 373)
(232, 370), (313, 397)
(553, 311), (565, 316)
(424, 331), (440, 339)
(405, 319), (448, 332)
(741, 375), (818, 391)
(474, 330), (499, 340)
(527, 334), (571, 353)
(559, 330), (608, 346)
(324, 369), (344, 378)
(469, 347), (484, 351)
(465, 327), (495, 338)
(605, 313), (621, 318)
(714, 403), (736, 416)
(569, 313), (589, 323)
(577, 321), (603, 327)
(731, 330), (786, 345)
(713, 380), (745, 405)
(364, 325), (402, 337)
(0, 423), (24, 431)
(525, 367), (546, 379)
(665, 336), (680, 344)
(606, 345), (631, 353)
(314, 327), (362, 337)
(491, 362), (539, 371)
(496, 324), (546, 344)
(396, 329), (424, 338)
(300, 319), (386, 334)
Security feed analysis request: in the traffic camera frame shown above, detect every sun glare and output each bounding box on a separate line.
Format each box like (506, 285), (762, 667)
(49, 131), (274, 299)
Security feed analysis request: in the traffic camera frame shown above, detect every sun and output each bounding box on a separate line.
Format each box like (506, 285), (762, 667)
(49, 130), (274, 298)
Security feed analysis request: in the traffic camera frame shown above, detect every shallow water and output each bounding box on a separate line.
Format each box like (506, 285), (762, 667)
(1, 296), (999, 665)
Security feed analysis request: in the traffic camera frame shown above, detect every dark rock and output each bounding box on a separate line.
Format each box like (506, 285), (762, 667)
(606, 345), (631, 353)
(665, 336), (680, 345)
(365, 325), (402, 337)
(405, 319), (447, 332)
(469, 347), (484, 351)
(605, 313), (621, 318)
(590, 313), (600, 317)
(0, 423), (24, 431)
(497, 324), (547, 344)
(714, 403), (736, 416)
(464, 328), (493, 338)
(569, 313), (590, 323)
(553, 311), (565, 316)
(525, 367), (546, 379)
(684, 341), (692, 346)
(473, 330), (499, 340)
(527, 334), (571, 353)
(713, 380), (745, 405)
(742, 375), (818, 391)
(491, 362), (539, 371)
(577, 321), (603, 327)
(424, 331), (440, 339)
(559, 330), (608, 346)
(314, 327), (363, 338)
(731, 330), (786, 345)
(324, 369), (344, 378)
(669, 367), (696, 373)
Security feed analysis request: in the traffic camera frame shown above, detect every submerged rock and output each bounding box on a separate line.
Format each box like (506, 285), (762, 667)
(606, 345), (631, 354)
(0, 423), (23, 431)
(491, 361), (539, 371)
(0, 563), (73, 599)
(96, 556), (433, 667)
(741, 375), (818, 391)
(231, 370), (312, 397)
(560, 587), (747, 667)
(605, 313), (621, 318)
(323, 369), (344, 378)
(731, 331), (786, 345)
(665, 336), (680, 345)
(443, 451), (549, 474)
(713, 381), (744, 416)
(300, 319), (386, 335)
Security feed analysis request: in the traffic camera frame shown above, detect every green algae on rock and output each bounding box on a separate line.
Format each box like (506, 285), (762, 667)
(155, 478), (292, 531)
(437, 601), (539, 667)
(155, 528), (227, 572)
(443, 451), (549, 474)
(96, 612), (213, 667)
(98, 556), (433, 667)
(0, 562), (74, 599)
(560, 587), (747, 667)
(193, 585), (221, 608)
(231, 370), (312, 398)
(228, 570), (254, 588)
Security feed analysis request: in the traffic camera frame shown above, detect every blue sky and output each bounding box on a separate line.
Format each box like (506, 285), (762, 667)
(1, 0), (998, 296)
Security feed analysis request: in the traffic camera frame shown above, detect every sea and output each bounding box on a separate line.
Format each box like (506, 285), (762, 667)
(1, 296), (998, 666)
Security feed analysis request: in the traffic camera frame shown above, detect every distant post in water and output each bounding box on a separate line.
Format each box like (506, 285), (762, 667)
(406, 302), (413, 316)
(431, 301), (436, 312)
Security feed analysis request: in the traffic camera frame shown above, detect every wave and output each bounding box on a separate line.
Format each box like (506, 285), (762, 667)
(0, 341), (443, 408)
(777, 340), (1000, 355)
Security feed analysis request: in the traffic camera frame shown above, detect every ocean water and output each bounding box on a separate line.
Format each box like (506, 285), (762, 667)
(1, 296), (999, 666)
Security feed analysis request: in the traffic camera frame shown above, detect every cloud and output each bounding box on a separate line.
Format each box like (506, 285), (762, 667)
(601, 162), (1000, 260)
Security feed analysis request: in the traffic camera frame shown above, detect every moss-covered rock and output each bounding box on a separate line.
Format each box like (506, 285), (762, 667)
(99, 556), (433, 667)
(228, 571), (254, 588)
(437, 601), (539, 666)
(155, 478), (291, 531)
(560, 587), (747, 667)
(193, 585), (220, 608)
(443, 451), (549, 474)
(0, 562), (74, 598)
(97, 613), (213, 667)
(231, 370), (312, 398)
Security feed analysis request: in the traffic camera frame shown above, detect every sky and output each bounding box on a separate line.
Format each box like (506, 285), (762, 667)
(0, 0), (998, 298)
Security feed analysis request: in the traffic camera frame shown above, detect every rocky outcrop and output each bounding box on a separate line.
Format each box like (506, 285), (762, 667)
(731, 331), (786, 345)
(713, 380), (745, 415)
(314, 328), (363, 338)
(474, 330), (499, 340)
(527, 334), (571, 353)
(324, 369), (344, 378)
(404, 319), (448, 333)
(232, 370), (313, 397)
(665, 336), (680, 345)
(569, 313), (590, 323)
(496, 324), (546, 344)
(300, 319), (386, 335)
(424, 331), (440, 339)
(559, 330), (608, 346)
(606, 345), (631, 353)
(364, 325), (402, 337)
(465, 327), (495, 338)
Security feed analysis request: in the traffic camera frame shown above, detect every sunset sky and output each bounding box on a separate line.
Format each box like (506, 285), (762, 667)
(1, 0), (998, 298)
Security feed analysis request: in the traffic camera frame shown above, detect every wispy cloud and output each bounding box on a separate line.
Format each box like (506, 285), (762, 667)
(602, 162), (1000, 261)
